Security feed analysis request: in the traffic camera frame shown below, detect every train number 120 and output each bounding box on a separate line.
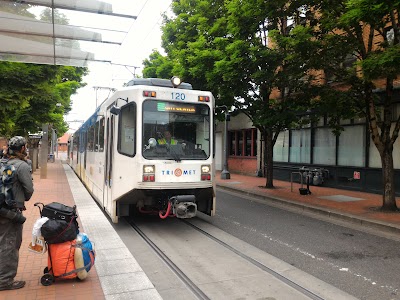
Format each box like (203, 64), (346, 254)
(171, 92), (186, 100)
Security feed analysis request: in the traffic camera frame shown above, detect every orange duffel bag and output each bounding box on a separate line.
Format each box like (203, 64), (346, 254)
(47, 239), (77, 280)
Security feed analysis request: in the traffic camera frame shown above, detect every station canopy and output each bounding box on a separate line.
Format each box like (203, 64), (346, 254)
(0, 0), (137, 67)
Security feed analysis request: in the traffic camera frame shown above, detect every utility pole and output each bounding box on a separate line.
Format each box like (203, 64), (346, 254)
(218, 106), (231, 180)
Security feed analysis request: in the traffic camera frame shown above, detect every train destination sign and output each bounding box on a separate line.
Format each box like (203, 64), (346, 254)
(157, 102), (196, 113)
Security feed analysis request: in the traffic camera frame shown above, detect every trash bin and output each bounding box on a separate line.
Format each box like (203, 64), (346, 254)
(48, 154), (55, 163)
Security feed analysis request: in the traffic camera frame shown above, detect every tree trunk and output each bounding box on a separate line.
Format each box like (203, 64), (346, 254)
(265, 129), (274, 188)
(380, 150), (398, 211)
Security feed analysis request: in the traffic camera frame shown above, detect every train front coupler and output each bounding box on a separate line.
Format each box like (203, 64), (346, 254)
(169, 195), (197, 218)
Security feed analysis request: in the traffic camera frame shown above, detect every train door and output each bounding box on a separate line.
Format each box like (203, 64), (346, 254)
(104, 115), (114, 214)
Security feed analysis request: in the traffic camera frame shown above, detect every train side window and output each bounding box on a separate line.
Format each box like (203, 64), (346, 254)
(87, 125), (95, 152)
(94, 121), (99, 152)
(118, 103), (136, 157)
(98, 118), (105, 152)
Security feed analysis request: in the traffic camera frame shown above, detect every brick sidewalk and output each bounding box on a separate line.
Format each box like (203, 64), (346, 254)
(1, 160), (105, 300)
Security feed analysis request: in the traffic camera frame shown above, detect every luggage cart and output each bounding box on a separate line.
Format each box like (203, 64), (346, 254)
(34, 202), (87, 286)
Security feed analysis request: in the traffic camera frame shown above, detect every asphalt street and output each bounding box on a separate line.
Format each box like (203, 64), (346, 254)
(194, 189), (400, 300)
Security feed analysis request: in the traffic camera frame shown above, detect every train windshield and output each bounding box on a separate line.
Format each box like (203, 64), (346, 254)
(142, 100), (211, 160)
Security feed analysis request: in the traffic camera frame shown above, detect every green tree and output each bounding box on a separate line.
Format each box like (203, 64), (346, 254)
(0, 62), (87, 138)
(220, 0), (322, 187)
(158, 0), (319, 187)
(142, 50), (174, 79)
(314, 0), (400, 210)
(160, 0), (231, 96)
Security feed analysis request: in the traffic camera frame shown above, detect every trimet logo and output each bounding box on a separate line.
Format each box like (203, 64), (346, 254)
(161, 169), (196, 176)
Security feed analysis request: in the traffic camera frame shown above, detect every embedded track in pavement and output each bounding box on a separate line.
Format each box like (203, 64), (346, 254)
(125, 216), (356, 300)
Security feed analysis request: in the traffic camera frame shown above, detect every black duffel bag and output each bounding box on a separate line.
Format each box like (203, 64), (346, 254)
(40, 202), (77, 222)
(41, 218), (79, 244)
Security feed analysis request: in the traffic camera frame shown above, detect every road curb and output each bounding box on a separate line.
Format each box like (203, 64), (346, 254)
(217, 184), (400, 236)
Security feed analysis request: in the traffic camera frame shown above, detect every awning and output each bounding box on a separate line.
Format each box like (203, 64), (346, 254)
(0, 0), (137, 67)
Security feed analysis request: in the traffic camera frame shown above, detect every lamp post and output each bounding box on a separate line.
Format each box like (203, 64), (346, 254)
(218, 105), (230, 180)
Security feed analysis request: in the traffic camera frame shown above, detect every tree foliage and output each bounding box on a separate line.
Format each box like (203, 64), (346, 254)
(146, 0), (322, 187)
(142, 50), (174, 79)
(0, 4), (88, 139)
(0, 62), (87, 138)
(142, 0), (400, 209)
(312, 0), (400, 210)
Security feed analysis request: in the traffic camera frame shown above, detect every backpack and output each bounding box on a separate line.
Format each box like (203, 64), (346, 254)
(0, 161), (17, 208)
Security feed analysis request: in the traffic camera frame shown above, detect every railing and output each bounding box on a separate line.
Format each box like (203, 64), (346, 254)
(290, 172), (303, 192)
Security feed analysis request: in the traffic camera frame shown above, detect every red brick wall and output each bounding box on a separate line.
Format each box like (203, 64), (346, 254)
(228, 157), (257, 175)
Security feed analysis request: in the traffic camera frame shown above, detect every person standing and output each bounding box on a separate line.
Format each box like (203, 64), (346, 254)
(0, 136), (34, 291)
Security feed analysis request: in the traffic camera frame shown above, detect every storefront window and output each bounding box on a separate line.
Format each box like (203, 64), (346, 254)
(229, 129), (257, 156)
(313, 128), (336, 165)
(369, 123), (400, 168)
(245, 130), (252, 156)
(273, 130), (289, 162)
(237, 131), (243, 156)
(289, 129), (311, 163)
(338, 125), (365, 167)
(229, 131), (236, 155)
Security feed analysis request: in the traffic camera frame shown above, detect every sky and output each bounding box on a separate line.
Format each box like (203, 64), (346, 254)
(63, 0), (173, 131)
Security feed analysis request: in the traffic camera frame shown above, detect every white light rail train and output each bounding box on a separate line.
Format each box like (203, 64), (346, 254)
(68, 77), (216, 223)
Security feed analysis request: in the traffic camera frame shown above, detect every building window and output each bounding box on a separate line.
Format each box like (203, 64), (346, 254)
(338, 125), (365, 167)
(313, 128), (336, 165)
(237, 131), (243, 156)
(369, 123), (400, 169)
(289, 128), (311, 163)
(229, 129), (257, 156)
(229, 131), (236, 155)
(274, 130), (289, 162)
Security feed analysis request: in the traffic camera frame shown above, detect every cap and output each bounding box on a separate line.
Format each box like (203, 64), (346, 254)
(8, 136), (27, 150)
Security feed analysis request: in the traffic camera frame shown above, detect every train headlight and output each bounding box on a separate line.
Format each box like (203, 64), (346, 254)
(143, 165), (155, 173)
(171, 76), (182, 88)
(201, 165), (210, 173)
(143, 165), (155, 182)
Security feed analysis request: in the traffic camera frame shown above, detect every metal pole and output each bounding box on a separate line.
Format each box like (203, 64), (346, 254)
(40, 124), (48, 179)
(221, 110), (230, 179)
(51, 128), (55, 155)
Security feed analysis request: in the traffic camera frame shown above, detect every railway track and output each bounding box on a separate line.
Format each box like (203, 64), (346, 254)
(127, 219), (210, 300)
(125, 216), (349, 300)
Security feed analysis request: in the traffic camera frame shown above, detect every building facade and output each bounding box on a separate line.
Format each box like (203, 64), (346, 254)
(216, 89), (400, 196)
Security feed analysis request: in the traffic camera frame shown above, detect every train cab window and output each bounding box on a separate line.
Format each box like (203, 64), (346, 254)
(118, 103), (136, 157)
(142, 100), (210, 160)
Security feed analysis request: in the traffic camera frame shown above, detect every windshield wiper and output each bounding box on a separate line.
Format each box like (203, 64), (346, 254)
(170, 152), (181, 162)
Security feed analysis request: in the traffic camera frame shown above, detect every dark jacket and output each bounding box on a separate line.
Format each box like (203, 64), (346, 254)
(3, 158), (34, 208)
